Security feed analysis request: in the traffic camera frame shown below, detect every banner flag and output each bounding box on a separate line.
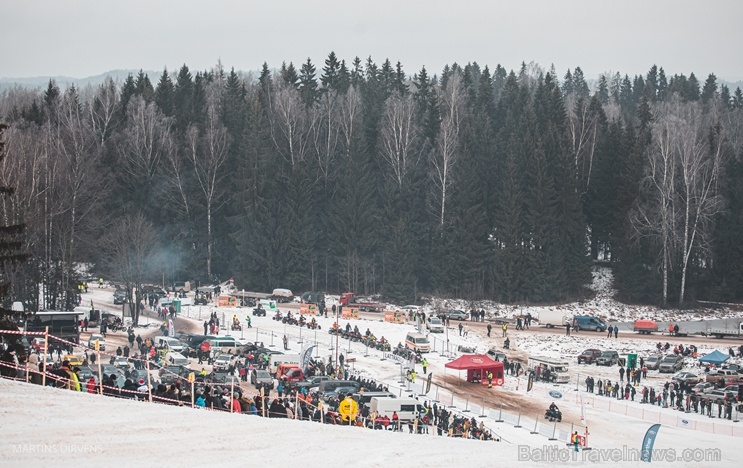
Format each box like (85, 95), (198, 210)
(640, 423), (661, 462)
(299, 345), (316, 373)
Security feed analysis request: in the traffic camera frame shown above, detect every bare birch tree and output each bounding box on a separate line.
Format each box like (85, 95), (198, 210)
(675, 101), (724, 304)
(338, 85), (362, 160)
(269, 80), (313, 167)
(631, 104), (677, 306)
(429, 72), (464, 228)
(311, 89), (341, 184)
(56, 87), (101, 304)
(187, 103), (231, 277)
(565, 94), (600, 194)
(632, 97), (725, 305)
(379, 92), (421, 189)
(88, 77), (120, 147)
(116, 96), (173, 210)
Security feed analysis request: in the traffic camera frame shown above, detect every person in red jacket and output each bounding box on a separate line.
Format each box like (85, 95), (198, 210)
(391, 411), (399, 431)
(87, 376), (97, 394)
(231, 393), (242, 413)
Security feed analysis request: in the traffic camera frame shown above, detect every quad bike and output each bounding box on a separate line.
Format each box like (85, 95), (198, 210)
(545, 407), (562, 422)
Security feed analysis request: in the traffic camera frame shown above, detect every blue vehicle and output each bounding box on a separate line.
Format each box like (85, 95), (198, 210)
(572, 315), (607, 332)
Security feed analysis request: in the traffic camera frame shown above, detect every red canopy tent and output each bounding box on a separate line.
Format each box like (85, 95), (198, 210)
(445, 354), (505, 386)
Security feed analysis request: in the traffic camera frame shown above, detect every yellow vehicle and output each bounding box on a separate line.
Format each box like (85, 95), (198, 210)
(63, 354), (84, 367)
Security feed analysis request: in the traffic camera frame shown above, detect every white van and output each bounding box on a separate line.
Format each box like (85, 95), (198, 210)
(154, 336), (186, 353)
(369, 397), (424, 422)
(527, 356), (570, 384)
(405, 332), (430, 353)
(207, 337), (240, 354)
(165, 352), (189, 367)
(426, 316), (444, 333)
(352, 391), (396, 407)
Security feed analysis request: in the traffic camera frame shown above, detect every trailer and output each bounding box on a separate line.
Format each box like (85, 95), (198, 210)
(707, 322), (743, 339)
(339, 292), (385, 312)
(537, 310), (568, 328)
(634, 319), (659, 335)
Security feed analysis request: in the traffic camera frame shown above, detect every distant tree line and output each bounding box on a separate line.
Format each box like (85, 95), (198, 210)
(1, 54), (742, 311)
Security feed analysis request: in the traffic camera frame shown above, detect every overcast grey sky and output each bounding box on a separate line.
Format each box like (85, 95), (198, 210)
(2, 0), (742, 81)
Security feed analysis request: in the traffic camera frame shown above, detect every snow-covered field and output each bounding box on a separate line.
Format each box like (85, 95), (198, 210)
(3, 268), (742, 467)
(417, 267), (743, 323)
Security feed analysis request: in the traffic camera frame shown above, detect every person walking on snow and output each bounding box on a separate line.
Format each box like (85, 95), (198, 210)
(422, 358), (428, 375)
(613, 325), (619, 339)
(502, 323), (507, 337)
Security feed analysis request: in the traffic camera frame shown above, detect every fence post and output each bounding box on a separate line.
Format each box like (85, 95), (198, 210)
(496, 403), (504, 422)
(734, 407), (740, 423)
(530, 416), (539, 434)
(549, 419), (558, 440)
(463, 397), (470, 413)
(514, 410), (522, 428)
(480, 398), (487, 418)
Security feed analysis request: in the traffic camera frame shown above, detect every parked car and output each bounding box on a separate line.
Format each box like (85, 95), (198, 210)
(644, 355), (663, 371)
(88, 333), (106, 351)
(722, 384), (741, 399)
(77, 366), (96, 383)
(159, 365), (185, 384)
(208, 370), (239, 384)
(445, 310), (468, 321)
(63, 354), (84, 367)
(692, 382), (715, 394)
(113, 289), (128, 305)
(672, 371), (700, 386)
(705, 369), (740, 384)
(426, 316), (445, 333)
(596, 351), (619, 366)
(212, 353), (233, 372)
(705, 389), (728, 403)
(659, 355), (684, 373)
(577, 349), (602, 364)
(111, 356), (132, 370)
(486, 348), (507, 362)
(30, 337), (46, 353)
(250, 369), (274, 389)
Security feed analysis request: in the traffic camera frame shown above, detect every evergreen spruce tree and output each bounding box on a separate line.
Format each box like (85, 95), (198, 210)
(135, 70), (155, 102)
(320, 51), (341, 91)
(299, 58), (319, 108)
(701, 73), (718, 103)
(154, 68), (175, 116)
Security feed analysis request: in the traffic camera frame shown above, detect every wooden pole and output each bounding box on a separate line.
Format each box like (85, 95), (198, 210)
(146, 357), (152, 402)
(41, 327), (49, 387)
(97, 346), (103, 395)
(230, 377), (235, 413)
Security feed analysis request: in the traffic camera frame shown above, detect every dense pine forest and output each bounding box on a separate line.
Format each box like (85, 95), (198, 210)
(1, 54), (742, 312)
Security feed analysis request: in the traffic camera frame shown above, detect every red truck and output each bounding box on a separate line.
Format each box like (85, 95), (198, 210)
(339, 292), (385, 312)
(277, 363), (304, 383)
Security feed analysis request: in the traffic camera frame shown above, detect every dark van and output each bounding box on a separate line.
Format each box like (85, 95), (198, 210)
(318, 380), (361, 394)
